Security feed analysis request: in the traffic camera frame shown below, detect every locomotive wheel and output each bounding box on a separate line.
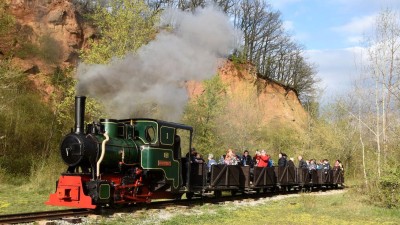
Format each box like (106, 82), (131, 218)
(174, 194), (183, 200)
(231, 189), (237, 196)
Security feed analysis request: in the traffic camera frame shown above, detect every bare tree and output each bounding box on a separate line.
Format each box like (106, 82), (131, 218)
(365, 9), (400, 176)
(231, 0), (318, 99)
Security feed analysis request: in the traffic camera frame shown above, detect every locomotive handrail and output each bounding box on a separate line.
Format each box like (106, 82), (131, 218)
(97, 132), (109, 179)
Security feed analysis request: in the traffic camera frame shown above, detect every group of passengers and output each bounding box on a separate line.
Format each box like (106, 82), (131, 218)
(188, 148), (343, 173)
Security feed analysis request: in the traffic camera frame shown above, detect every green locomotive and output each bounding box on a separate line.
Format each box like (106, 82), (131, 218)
(47, 96), (193, 208)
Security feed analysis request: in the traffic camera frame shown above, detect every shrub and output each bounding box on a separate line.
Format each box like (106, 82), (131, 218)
(39, 34), (63, 64)
(14, 42), (40, 59)
(51, 66), (74, 87)
(367, 165), (400, 208)
(0, 60), (65, 182)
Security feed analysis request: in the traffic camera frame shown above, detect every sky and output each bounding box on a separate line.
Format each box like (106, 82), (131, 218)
(269, 0), (400, 102)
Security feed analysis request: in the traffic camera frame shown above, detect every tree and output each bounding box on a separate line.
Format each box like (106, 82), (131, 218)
(230, 0), (318, 99)
(0, 2), (14, 36)
(361, 9), (400, 177)
(182, 75), (226, 154)
(80, 0), (158, 64)
(215, 82), (262, 151)
(133, 0), (319, 100)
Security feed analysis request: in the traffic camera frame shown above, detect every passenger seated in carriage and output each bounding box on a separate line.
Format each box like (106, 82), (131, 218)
(207, 153), (217, 172)
(298, 155), (308, 169)
(316, 160), (323, 170)
(256, 150), (269, 167)
(224, 149), (239, 165)
(241, 150), (253, 167)
(322, 159), (330, 170)
(308, 159), (317, 171)
(278, 153), (287, 167)
(186, 147), (197, 163)
(194, 152), (204, 163)
(253, 150), (260, 167)
(333, 160), (343, 171)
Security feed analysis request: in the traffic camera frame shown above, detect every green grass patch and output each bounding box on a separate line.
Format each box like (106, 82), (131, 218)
(0, 183), (69, 215)
(91, 190), (400, 225)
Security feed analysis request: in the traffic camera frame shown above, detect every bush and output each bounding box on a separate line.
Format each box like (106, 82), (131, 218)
(51, 66), (74, 87)
(14, 42), (40, 59)
(368, 165), (400, 208)
(29, 151), (64, 193)
(39, 34), (63, 64)
(0, 60), (65, 182)
(0, 2), (15, 36)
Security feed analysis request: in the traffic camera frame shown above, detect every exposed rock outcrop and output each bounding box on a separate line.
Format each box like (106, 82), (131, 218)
(186, 60), (308, 130)
(6, 0), (95, 73)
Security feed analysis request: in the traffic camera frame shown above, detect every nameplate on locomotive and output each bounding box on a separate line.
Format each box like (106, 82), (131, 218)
(158, 160), (172, 166)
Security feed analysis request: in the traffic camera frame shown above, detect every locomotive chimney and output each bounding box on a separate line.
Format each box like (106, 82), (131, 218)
(74, 96), (86, 134)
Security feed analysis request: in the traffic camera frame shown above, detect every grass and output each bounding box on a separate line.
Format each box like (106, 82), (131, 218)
(0, 185), (399, 224)
(0, 183), (69, 215)
(91, 190), (400, 225)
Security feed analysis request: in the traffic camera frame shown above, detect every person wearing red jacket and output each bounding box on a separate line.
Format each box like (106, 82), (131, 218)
(256, 150), (270, 167)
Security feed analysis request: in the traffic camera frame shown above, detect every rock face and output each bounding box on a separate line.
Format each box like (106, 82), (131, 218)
(6, 0), (94, 73)
(186, 60), (308, 130)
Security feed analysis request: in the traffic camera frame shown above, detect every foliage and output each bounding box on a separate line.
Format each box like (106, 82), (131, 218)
(0, 2), (14, 36)
(52, 69), (106, 128)
(261, 125), (305, 157)
(182, 75), (227, 155)
(29, 150), (64, 193)
(38, 34), (63, 64)
(231, 0), (318, 99)
(0, 60), (61, 179)
(229, 52), (247, 69)
(215, 82), (263, 152)
(368, 165), (400, 208)
(80, 0), (158, 64)
(13, 42), (40, 59)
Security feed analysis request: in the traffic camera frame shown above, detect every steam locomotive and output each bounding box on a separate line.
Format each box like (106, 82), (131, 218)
(46, 96), (344, 209)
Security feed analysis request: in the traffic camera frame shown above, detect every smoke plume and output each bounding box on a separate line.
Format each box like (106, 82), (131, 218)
(77, 6), (237, 121)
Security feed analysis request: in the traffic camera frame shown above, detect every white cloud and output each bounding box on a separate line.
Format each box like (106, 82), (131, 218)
(332, 14), (377, 34)
(305, 47), (368, 102)
(347, 36), (364, 44)
(331, 0), (400, 9)
(283, 20), (294, 31)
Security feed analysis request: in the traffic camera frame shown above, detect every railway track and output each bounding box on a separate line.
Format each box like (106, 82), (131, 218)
(0, 209), (92, 224)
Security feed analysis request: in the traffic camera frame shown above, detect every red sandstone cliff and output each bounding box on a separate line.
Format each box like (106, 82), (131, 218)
(186, 60), (308, 130)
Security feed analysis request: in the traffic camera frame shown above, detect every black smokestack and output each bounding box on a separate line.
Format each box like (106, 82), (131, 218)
(74, 96), (86, 134)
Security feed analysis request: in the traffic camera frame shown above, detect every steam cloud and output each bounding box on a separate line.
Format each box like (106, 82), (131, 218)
(76, 6), (237, 121)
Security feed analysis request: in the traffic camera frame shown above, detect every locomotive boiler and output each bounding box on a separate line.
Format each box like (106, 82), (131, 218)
(47, 96), (193, 209)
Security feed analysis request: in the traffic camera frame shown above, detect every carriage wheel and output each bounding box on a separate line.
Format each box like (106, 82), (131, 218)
(214, 190), (222, 198)
(231, 189), (238, 196)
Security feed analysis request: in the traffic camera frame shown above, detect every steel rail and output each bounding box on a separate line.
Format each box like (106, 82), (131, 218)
(0, 209), (92, 224)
